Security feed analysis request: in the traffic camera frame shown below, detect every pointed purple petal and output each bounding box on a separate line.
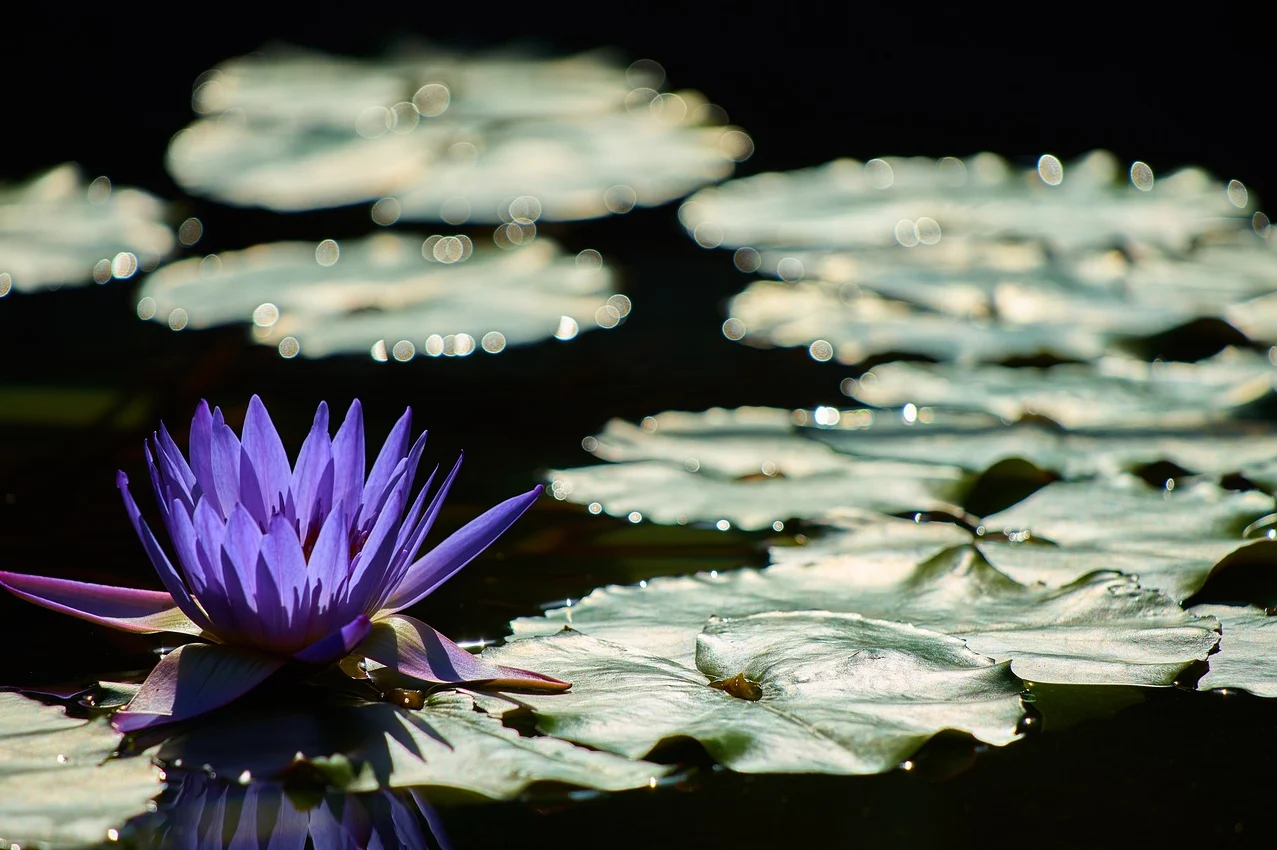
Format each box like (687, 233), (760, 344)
(189, 401), (223, 518)
(217, 504), (265, 642)
(380, 486), (541, 614)
(209, 408), (242, 521)
(259, 513), (310, 640)
(357, 615), (568, 691)
(359, 409), (413, 530)
(343, 464), (410, 612)
(290, 402), (333, 542)
(378, 456), (460, 605)
(118, 471), (215, 632)
(306, 497), (351, 617)
(238, 445), (270, 530)
(153, 430), (196, 518)
(292, 614), (372, 665)
(331, 400), (366, 531)
(112, 642), (284, 732)
(0, 570), (202, 635)
(241, 395), (292, 520)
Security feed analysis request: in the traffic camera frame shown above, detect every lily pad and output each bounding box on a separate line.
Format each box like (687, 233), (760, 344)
(154, 691), (668, 800)
(169, 46), (747, 219)
(1189, 605), (1277, 697)
(138, 233), (622, 359)
(551, 407), (970, 530)
(0, 164), (173, 294)
(511, 544), (1219, 686)
(0, 692), (162, 848)
(483, 616), (1025, 775)
(979, 478), (1275, 602)
(680, 150), (1246, 255)
(845, 349), (1276, 429)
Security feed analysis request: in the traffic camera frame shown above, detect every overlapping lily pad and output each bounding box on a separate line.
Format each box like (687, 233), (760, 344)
(0, 164), (173, 294)
(550, 407), (967, 529)
(510, 543), (1219, 686)
(137, 233), (621, 359)
(1189, 605), (1277, 697)
(169, 46), (749, 219)
(981, 477), (1274, 601)
(0, 692), (163, 848)
(484, 617), (1026, 775)
(844, 349), (1276, 429)
(154, 692), (669, 800)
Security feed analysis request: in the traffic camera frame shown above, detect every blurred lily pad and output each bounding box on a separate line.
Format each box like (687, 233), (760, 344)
(981, 477), (1274, 601)
(845, 349), (1275, 429)
(0, 692), (162, 848)
(169, 46), (748, 219)
(154, 691), (667, 801)
(484, 617), (1025, 775)
(550, 407), (967, 530)
(511, 544), (1219, 686)
(681, 150), (1246, 255)
(1189, 605), (1277, 697)
(138, 233), (622, 359)
(0, 164), (173, 294)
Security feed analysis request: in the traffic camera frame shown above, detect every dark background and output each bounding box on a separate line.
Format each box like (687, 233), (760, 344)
(2, 4), (1275, 846)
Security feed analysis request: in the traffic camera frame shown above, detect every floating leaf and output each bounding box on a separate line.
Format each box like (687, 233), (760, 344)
(138, 233), (620, 359)
(0, 164), (173, 294)
(981, 478), (1273, 601)
(551, 406), (966, 529)
(511, 543), (1218, 686)
(484, 617), (1025, 775)
(169, 47), (746, 219)
(1189, 605), (1277, 697)
(155, 691), (667, 800)
(0, 692), (162, 848)
(845, 349), (1276, 429)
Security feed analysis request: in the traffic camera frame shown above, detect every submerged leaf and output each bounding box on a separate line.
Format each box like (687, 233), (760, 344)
(484, 617), (1026, 775)
(0, 692), (162, 848)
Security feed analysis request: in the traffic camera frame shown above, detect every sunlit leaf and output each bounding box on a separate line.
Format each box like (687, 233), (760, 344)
(138, 233), (620, 359)
(844, 349), (1276, 429)
(0, 164), (173, 294)
(550, 407), (967, 530)
(168, 46), (746, 219)
(154, 691), (668, 800)
(484, 617), (1026, 775)
(1189, 605), (1277, 697)
(981, 477), (1273, 601)
(511, 542), (1219, 686)
(0, 692), (162, 848)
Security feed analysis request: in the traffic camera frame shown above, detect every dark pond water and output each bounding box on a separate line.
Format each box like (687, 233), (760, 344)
(3, 6), (1277, 848)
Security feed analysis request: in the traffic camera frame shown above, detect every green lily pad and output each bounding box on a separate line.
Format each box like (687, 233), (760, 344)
(511, 542), (1219, 686)
(980, 478), (1273, 601)
(484, 616), (1026, 775)
(845, 349), (1275, 429)
(0, 692), (162, 849)
(1189, 605), (1277, 697)
(154, 691), (667, 801)
(139, 233), (622, 359)
(0, 164), (173, 294)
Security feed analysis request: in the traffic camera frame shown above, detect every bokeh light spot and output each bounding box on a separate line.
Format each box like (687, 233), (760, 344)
(178, 217), (203, 247)
(1037, 154), (1064, 186)
(1130, 161), (1155, 191)
(315, 239), (340, 266)
(278, 336), (301, 358)
(722, 317), (746, 340)
(482, 331), (507, 353)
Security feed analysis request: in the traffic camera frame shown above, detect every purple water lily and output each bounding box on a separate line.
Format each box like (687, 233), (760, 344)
(0, 397), (567, 731)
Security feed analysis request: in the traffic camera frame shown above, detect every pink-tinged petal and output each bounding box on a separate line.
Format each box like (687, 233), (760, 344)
(189, 401), (223, 518)
(380, 486), (542, 614)
(331, 400), (366, 530)
(360, 408), (413, 530)
(241, 395), (292, 519)
(260, 513), (310, 638)
(118, 472), (215, 633)
(291, 402), (333, 541)
(0, 570), (203, 635)
(292, 614), (372, 665)
(356, 615), (568, 692)
(112, 642), (284, 732)
(209, 408), (242, 522)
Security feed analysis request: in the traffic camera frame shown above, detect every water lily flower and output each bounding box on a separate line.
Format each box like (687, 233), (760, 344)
(0, 397), (567, 731)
